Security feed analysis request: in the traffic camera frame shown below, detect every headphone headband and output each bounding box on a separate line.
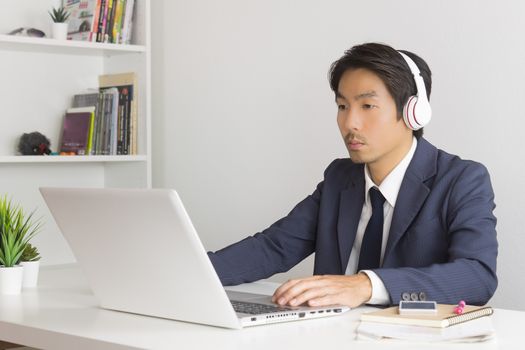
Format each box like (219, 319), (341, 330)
(398, 52), (429, 103)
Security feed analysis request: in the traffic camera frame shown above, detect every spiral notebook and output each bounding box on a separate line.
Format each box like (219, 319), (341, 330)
(360, 304), (493, 328)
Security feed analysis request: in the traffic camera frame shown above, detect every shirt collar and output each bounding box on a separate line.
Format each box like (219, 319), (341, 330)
(364, 136), (418, 207)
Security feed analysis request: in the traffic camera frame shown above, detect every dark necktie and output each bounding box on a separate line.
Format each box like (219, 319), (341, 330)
(357, 187), (386, 271)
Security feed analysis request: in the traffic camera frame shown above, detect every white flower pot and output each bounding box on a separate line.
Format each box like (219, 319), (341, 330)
(51, 22), (69, 40)
(0, 265), (24, 295)
(21, 260), (40, 288)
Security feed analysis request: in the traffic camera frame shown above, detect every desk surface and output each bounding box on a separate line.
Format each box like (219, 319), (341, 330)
(0, 264), (520, 350)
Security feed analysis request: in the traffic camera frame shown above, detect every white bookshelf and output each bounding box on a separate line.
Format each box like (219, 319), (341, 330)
(0, 155), (148, 163)
(0, 33), (146, 55)
(0, 0), (152, 265)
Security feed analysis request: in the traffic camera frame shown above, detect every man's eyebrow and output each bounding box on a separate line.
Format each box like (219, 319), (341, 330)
(354, 91), (378, 100)
(335, 91), (347, 101)
(335, 90), (378, 102)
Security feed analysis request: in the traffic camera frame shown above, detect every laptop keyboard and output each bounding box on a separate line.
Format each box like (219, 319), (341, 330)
(231, 300), (291, 315)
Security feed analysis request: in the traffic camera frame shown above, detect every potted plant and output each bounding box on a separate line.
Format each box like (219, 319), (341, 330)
(0, 196), (41, 295)
(49, 6), (70, 40)
(20, 243), (41, 288)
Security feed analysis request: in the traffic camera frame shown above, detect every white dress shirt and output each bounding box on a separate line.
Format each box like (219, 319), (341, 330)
(345, 137), (418, 304)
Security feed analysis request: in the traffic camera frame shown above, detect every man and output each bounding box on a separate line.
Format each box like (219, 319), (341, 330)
(207, 43), (498, 308)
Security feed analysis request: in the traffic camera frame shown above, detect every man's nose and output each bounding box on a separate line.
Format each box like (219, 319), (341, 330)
(342, 110), (361, 131)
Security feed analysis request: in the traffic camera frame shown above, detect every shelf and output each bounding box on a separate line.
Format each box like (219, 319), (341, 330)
(0, 34), (146, 56)
(0, 155), (148, 164)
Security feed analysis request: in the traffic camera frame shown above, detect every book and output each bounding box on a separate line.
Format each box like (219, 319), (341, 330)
(360, 304), (494, 328)
(120, 0), (135, 44)
(65, 0), (99, 41)
(72, 91), (101, 155)
(104, 0), (115, 43)
(357, 316), (495, 342)
(99, 0), (110, 42)
(90, 0), (102, 41)
(100, 88), (119, 154)
(99, 72), (137, 155)
(111, 0), (124, 44)
(96, 0), (107, 42)
(60, 107), (95, 155)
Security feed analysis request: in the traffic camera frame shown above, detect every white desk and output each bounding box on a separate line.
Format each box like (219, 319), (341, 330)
(0, 265), (521, 349)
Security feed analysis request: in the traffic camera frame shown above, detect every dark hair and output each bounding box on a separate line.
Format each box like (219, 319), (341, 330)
(328, 43), (432, 139)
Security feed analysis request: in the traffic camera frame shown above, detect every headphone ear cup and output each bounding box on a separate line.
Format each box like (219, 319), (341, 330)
(403, 95), (419, 130)
(403, 95), (431, 131)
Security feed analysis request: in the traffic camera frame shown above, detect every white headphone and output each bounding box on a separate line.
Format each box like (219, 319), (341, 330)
(398, 51), (432, 130)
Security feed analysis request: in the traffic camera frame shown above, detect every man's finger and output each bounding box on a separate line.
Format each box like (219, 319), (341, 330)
(272, 278), (302, 303)
(272, 276), (322, 302)
(273, 276), (326, 305)
(287, 285), (338, 306)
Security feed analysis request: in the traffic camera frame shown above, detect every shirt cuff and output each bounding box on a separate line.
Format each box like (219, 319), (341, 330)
(360, 270), (390, 305)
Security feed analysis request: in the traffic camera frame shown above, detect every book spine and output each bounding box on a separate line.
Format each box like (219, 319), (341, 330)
(95, 93), (103, 155)
(109, 93), (118, 155)
(95, 93), (104, 154)
(130, 97), (135, 155)
(102, 0), (111, 43)
(90, 96), (98, 155)
(86, 111), (95, 155)
(112, 0), (125, 44)
(97, 0), (107, 42)
(121, 0), (134, 44)
(104, 93), (113, 155)
(90, 0), (102, 42)
(104, 0), (115, 43)
(122, 87), (129, 155)
(103, 94), (110, 155)
(117, 90), (124, 155)
(117, 0), (127, 44)
(131, 87), (137, 154)
(109, 90), (119, 155)
(117, 103), (124, 154)
(96, 93), (104, 155)
(99, 94), (105, 155)
(125, 87), (132, 155)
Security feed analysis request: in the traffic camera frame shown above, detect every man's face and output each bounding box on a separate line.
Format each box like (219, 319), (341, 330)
(336, 68), (412, 170)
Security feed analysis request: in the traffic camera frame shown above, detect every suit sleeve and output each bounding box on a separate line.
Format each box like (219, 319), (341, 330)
(207, 161), (337, 286)
(374, 162), (498, 305)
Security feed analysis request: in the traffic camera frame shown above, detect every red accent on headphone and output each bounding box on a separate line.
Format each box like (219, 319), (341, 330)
(411, 99), (421, 126)
(405, 96), (416, 130)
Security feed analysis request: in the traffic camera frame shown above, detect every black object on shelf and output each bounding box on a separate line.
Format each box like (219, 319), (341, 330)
(18, 132), (52, 155)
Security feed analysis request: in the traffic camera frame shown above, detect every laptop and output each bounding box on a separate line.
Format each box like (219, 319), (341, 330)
(40, 187), (349, 329)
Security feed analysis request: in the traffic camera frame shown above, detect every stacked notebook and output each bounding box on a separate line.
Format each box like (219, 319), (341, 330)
(357, 304), (495, 342)
(60, 107), (96, 155)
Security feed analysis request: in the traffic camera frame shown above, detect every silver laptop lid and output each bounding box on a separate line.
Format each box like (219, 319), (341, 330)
(40, 187), (241, 329)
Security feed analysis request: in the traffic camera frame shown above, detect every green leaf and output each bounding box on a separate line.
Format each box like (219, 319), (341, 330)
(0, 195), (42, 267)
(49, 6), (70, 23)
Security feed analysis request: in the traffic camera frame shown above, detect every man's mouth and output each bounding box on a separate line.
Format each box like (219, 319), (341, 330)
(347, 139), (365, 150)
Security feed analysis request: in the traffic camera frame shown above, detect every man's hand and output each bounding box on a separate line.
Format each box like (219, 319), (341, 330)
(271, 273), (372, 308)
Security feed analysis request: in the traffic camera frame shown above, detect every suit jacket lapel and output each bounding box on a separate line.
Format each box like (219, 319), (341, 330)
(337, 165), (365, 273)
(383, 138), (437, 263)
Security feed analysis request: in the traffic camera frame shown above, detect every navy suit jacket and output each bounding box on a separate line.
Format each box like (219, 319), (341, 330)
(208, 138), (498, 305)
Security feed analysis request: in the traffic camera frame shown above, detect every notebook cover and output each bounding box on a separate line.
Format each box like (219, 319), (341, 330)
(360, 304), (493, 328)
(60, 107), (95, 155)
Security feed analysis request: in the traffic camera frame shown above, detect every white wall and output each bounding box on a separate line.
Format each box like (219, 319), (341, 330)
(151, 0), (525, 310)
